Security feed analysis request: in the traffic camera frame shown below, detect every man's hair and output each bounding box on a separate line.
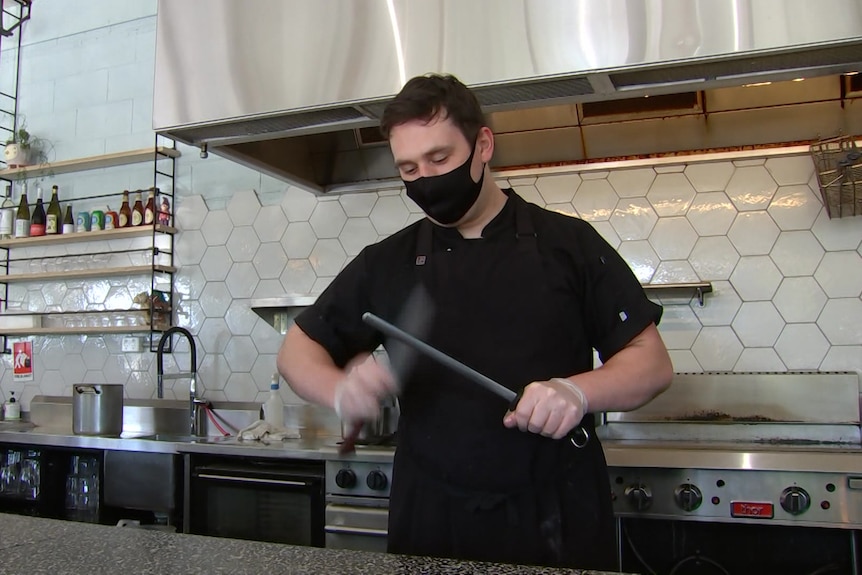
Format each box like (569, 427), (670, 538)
(380, 74), (486, 144)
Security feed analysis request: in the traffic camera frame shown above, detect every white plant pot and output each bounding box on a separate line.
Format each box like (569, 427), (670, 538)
(3, 143), (30, 168)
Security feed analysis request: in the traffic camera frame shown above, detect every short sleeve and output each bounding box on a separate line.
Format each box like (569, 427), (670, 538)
(578, 224), (663, 362)
(293, 249), (383, 367)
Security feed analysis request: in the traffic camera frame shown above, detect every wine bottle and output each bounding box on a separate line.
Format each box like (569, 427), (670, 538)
(46, 185), (61, 235)
(0, 184), (14, 239)
(119, 190), (131, 228)
(14, 183), (30, 238)
(62, 205), (74, 234)
(144, 188), (155, 225)
(30, 187), (46, 236)
(132, 191), (144, 226)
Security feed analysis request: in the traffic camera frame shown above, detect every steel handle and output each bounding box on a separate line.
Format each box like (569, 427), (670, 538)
(195, 473), (308, 488)
(324, 525), (388, 537)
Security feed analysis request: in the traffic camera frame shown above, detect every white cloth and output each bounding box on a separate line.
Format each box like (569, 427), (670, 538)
(237, 420), (300, 442)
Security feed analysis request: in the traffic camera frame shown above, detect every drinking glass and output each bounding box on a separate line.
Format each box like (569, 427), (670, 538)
(0, 450), (21, 496)
(20, 458), (40, 500)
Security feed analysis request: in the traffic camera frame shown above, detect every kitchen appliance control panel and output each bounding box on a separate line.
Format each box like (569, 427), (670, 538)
(609, 467), (862, 528)
(326, 460), (392, 498)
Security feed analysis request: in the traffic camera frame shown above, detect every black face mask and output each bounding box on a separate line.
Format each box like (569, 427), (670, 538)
(403, 140), (485, 225)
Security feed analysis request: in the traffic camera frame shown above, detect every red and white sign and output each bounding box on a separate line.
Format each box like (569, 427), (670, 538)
(12, 340), (33, 382)
(730, 501), (774, 519)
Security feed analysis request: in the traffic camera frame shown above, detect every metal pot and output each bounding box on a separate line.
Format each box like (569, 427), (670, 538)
(341, 399), (398, 444)
(73, 384), (124, 437)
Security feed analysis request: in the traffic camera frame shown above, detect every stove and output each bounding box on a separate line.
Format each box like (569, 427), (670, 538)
(598, 371), (862, 574)
(324, 444), (395, 554)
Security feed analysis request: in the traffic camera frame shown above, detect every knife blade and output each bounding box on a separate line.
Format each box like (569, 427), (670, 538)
(361, 311), (589, 448)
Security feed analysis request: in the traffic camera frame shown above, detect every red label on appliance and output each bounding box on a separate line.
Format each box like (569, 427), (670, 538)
(731, 501), (774, 518)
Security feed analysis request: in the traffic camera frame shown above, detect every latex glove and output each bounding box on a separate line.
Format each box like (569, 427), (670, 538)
(333, 353), (396, 422)
(503, 377), (589, 440)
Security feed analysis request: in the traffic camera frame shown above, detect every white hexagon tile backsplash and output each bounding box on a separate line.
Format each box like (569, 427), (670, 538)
(3, 153), (862, 410)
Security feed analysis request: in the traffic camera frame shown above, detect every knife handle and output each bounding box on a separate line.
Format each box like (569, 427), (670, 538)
(338, 421), (363, 455)
(507, 389), (590, 449)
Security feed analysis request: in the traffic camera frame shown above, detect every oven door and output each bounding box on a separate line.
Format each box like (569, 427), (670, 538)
(324, 500), (388, 552)
(188, 457), (325, 547)
(619, 516), (859, 575)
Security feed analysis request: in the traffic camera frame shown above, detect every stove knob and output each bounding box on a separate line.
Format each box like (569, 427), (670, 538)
(624, 484), (653, 511)
(366, 470), (389, 491)
(780, 486), (811, 515)
(674, 483), (703, 512)
(335, 469), (356, 489)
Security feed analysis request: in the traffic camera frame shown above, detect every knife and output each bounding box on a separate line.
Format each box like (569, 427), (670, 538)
(361, 312), (590, 448)
(338, 286), (434, 455)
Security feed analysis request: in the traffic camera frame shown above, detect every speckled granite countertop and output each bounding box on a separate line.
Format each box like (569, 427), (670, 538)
(0, 513), (621, 575)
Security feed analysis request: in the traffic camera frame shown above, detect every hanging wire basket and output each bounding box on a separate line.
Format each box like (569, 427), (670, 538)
(809, 134), (862, 219)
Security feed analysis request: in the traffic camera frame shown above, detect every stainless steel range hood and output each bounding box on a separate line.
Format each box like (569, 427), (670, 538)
(154, 0), (862, 194)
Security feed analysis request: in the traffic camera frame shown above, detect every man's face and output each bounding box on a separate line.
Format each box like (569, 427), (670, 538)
(389, 114), (481, 184)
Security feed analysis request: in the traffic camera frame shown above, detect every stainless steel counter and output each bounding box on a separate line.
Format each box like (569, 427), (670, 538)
(603, 439), (862, 474)
(0, 426), (180, 454)
(5, 427), (862, 473)
(0, 426), (395, 463)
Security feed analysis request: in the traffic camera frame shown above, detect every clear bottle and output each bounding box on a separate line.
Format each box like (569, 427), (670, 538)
(4, 391), (20, 421)
(263, 373), (285, 428)
(46, 185), (61, 235)
(62, 205), (74, 234)
(30, 186), (46, 237)
(14, 182), (30, 238)
(0, 184), (14, 239)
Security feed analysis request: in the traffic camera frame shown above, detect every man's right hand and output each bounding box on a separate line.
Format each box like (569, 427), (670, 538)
(333, 354), (396, 421)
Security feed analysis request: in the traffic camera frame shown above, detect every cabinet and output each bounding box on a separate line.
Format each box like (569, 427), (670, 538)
(0, 143), (180, 351)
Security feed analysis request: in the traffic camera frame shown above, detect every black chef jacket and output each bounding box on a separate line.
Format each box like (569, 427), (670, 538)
(295, 190), (662, 569)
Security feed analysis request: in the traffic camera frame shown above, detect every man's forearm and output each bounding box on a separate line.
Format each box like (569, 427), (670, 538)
(276, 325), (344, 409)
(569, 323), (673, 414)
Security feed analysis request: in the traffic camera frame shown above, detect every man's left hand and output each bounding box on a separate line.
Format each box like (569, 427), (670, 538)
(502, 378), (589, 439)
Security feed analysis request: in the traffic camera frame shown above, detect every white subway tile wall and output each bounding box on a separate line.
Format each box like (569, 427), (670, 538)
(1, 2), (861, 411)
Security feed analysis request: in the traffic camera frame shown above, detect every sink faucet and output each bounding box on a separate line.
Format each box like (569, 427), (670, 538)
(156, 326), (205, 436)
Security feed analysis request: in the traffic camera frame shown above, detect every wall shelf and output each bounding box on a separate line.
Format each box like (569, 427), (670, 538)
(643, 282), (713, 306)
(0, 224), (176, 248)
(0, 146), (181, 180)
(0, 325), (157, 336)
(2, 265), (176, 283)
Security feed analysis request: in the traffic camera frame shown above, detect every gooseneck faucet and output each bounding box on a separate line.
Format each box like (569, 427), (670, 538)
(156, 326), (205, 436)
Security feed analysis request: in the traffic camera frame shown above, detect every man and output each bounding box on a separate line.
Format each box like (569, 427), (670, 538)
(277, 74), (672, 569)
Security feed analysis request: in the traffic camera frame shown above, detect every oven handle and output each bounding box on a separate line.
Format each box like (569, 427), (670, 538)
(195, 473), (309, 488)
(324, 525), (388, 537)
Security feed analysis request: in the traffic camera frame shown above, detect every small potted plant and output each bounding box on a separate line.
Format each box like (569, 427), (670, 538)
(4, 126), (34, 168)
(3, 119), (48, 169)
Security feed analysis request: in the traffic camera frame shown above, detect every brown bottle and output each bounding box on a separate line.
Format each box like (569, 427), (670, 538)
(144, 188), (155, 225)
(119, 190), (132, 228)
(132, 192), (144, 226)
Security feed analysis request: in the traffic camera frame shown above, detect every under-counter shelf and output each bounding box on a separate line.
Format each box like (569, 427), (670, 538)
(0, 224), (176, 248)
(2, 264), (177, 283)
(0, 146), (181, 180)
(642, 282), (713, 306)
